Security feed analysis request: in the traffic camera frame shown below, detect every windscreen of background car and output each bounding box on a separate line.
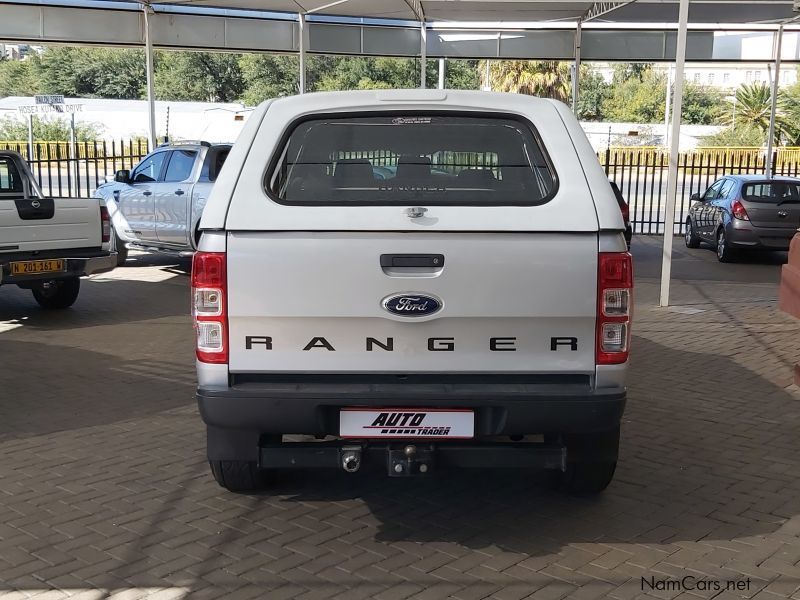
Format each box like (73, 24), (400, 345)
(742, 182), (800, 203)
(268, 115), (557, 206)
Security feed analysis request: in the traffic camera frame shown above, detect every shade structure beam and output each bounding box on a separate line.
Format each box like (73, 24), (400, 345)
(141, 2), (157, 150)
(582, 0), (637, 22)
(659, 0), (690, 308)
(298, 12), (306, 94)
(765, 25), (783, 178)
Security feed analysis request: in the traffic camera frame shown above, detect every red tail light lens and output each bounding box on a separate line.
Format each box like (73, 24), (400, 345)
(192, 251), (228, 364)
(731, 199), (750, 221)
(99, 205), (111, 243)
(597, 252), (633, 365)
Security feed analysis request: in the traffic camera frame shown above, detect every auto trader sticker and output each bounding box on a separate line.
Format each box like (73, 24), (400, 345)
(339, 408), (474, 439)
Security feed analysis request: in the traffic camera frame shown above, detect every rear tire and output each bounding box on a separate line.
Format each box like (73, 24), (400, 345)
(550, 427), (619, 494)
(209, 460), (268, 493)
(114, 230), (129, 266)
(684, 219), (700, 248)
(716, 227), (736, 263)
(32, 277), (80, 309)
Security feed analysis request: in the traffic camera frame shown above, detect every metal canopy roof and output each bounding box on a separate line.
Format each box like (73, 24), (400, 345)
(134, 0), (800, 24)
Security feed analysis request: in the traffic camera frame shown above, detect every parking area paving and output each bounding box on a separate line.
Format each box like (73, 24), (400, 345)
(1, 237), (799, 600)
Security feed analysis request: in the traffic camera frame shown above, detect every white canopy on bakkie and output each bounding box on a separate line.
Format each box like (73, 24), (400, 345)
(200, 90), (625, 234)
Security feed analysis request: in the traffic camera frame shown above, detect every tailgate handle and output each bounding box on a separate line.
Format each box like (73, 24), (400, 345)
(380, 254), (444, 268)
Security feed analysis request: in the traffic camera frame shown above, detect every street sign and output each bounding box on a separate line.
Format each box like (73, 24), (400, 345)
(35, 95), (64, 105)
(17, 104), (83, 115)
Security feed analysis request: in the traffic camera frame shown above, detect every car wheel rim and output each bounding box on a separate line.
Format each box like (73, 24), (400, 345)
(717, 232), (725, 258)
(685, 223), (692, 244)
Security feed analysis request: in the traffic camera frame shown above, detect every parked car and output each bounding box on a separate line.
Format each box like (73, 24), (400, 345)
(193, 90), (632, 495)
(685, 175), (800, 262)
(94, 141), (231, 265)
(0, 150), (116, 308)
(609, 181), (633, 249)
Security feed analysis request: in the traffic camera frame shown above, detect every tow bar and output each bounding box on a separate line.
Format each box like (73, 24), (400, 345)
(259, 441), (566, 475)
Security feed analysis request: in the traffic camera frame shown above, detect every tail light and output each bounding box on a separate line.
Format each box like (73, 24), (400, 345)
(192, 251), (228, 364)
(731, 199), (750, 221)
(100, 205), (111, 243)
(597, 252), (633, 365)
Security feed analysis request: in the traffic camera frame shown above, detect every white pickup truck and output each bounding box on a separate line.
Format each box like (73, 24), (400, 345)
(0, 151), (116, 308)
(193, 90), (632, 494)
(94, 142), (231, 265)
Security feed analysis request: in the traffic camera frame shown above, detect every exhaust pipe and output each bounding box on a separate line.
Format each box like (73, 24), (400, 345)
(341, 447), (362, 473)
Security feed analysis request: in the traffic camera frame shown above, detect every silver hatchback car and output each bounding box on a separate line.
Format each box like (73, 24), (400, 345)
(685, 175), (800, 262)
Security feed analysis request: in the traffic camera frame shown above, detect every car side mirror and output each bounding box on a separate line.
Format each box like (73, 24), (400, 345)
(115, 169), (131, 183)
(690, 192), (701, 202)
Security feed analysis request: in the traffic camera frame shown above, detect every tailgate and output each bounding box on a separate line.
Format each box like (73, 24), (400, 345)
(227, 232), (597, 374)
(0, 197), (103, 253)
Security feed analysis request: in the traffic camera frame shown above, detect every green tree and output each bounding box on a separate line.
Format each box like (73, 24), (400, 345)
(0, 57), (41, 97)
(703, 124), (765, 147)
(155, 51), (244, 102)
(0, 115), (103, 141)
(239, 54), (299, 104)
(36, 47), (146, 99)
(602, 68), (665, 123)
(681, 83), (724, 125)
(719, 82), (786, 137)
(479, 60), (572, 102)
(443, 59), (480, 90)
(576, 67), (610, 121)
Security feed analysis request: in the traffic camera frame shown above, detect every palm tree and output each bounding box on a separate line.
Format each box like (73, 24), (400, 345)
(720, 82), (789, 142)
(480, 60), (571, 103)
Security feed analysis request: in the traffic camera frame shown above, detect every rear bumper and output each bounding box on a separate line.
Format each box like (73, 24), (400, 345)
(197, 377), (626, 437)
(0, 250), (117, 285)
(729, 222), (797, 250)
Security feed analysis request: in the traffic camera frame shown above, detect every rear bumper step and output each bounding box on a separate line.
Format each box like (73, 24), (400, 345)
(258, 440), (567, 475)
(197, 383), (626, 436)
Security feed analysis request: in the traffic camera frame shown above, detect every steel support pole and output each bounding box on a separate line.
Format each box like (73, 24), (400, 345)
(658, 0), (689, 308)
(572, 21), (581, 114)
(142, 3), (157, 151)
(27, 114), (33, 160)
(438, 58), (445, 89)
(420, 21), (427, 89)
(766, 25), (783, 178)
(664, 65), (672, 147)
(298, 13), (306, 94)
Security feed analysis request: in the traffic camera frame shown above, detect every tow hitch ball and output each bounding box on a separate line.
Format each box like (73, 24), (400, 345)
(388, 444), (434, 477)
(339, 444), (435, 476)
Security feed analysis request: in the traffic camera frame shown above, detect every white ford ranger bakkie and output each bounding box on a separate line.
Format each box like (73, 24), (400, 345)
(1, 150), (116, 308)
(193, 90), (632, 494)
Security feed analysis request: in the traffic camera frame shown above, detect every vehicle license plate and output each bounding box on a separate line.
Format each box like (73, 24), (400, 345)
(11, 259), (65, 275)
(339, 408), (474, 439)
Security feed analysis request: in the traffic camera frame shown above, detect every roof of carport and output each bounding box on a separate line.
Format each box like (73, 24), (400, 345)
(132, 0), (800, 24)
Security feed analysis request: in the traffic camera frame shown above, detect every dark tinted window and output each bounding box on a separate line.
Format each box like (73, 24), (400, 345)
(200, 148), (230, 182)
(132, 152), (167, 183)
(742, 181), (800, 203)
(0, 157), (23, 194)
(164, 150), (198, 182)
(268, 115), (557, 205)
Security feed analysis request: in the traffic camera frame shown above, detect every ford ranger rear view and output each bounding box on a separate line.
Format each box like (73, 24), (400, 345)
(194, 90), (632, 494)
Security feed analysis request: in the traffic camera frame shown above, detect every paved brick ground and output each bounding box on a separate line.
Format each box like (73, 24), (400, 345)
(1, 238), (799, 600)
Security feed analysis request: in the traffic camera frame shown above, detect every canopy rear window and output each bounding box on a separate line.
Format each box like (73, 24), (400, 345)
(742, 181), (800, 203)
(267, 114), (557, 206)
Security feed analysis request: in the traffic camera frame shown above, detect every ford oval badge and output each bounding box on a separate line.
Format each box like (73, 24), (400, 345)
(382, 293), (442, 317)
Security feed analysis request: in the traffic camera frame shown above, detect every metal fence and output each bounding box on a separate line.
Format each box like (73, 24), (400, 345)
(0, 139), (795, 235)
(0, 140), (150, 198)
(603, 147), (799, 235)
